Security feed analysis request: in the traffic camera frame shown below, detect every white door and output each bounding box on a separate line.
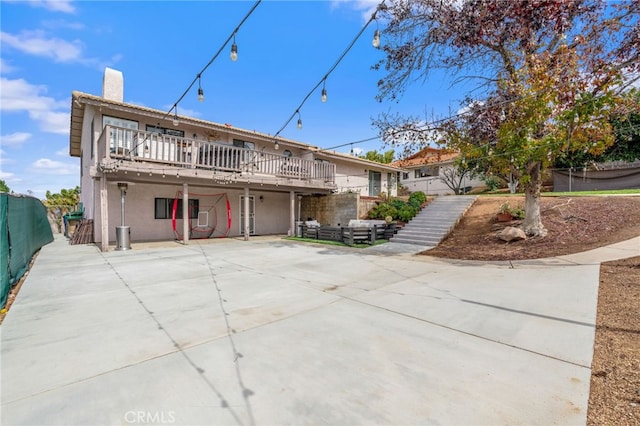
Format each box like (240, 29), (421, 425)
(239, 196), (255, 235)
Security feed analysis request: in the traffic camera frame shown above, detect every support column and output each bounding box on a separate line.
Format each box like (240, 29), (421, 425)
(244, 187), (250, 241)
(183, 183), (189, 245)
(289, 191), (295, 237)
(100, 176), (109, 252)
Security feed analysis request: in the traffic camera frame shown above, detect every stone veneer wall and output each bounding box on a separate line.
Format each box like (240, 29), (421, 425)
(300, 193), (359, 226)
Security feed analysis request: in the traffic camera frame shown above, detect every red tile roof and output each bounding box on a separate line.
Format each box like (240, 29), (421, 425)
(390, 147), (459, 168)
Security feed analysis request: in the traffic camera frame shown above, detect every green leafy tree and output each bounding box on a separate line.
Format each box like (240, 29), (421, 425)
(374, 0), (637, 236)
(359, 149), (396, 164)
(43, 187), (80, 233)
(555, 90), (640, 167)
(0, 179), (9, 193)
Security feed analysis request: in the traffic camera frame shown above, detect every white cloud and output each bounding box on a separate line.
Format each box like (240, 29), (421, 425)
(55, 148), (68, 156)
(0, 77), (70, 135)
(1, 30), (83, 63)
(1, 132), (32, 147)
(331, 0), (381, 22)
(0, 170), (20, 183)
(30, 110), (70, 134)
(3, 0), (75, 13)
(31, 158), (78, 175)
(352, 147), (364, 156)
(42, 19), (85, 30)
(0, 58), (17, 74)
(0, 149), (10, 165)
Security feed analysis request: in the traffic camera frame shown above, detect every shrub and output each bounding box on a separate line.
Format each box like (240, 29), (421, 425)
(370, 203), (398, 220)
(484, 176), (501, 192)
(397, 204), (418, 222)
(408, 191), (427, 208)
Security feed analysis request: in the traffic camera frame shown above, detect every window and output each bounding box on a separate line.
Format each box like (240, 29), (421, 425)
(233, 139), (255, 150)
(415, 166), (439, 178)
(402, 172), (409, 180)
(369, 171), (382, 196)
(103, 115), (138, 153)
(146, 124), (184, 138)
(282, 149), (292, 158)
(154, 198), (199, 219)
(387, 172), (397, 191)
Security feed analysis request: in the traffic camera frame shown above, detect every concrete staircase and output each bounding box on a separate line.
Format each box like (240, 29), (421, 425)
(390, 196), (478, 246)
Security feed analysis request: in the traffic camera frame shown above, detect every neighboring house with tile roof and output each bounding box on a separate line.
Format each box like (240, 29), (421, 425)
(390, 147), (485, 195)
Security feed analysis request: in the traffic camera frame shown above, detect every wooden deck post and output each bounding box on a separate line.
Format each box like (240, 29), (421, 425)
(182, 183), (189, 245)
(100, 176), (109, 252)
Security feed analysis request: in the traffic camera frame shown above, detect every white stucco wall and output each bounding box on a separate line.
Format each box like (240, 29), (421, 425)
(91, 182), (294, 244)
(400, 165), (484, 195)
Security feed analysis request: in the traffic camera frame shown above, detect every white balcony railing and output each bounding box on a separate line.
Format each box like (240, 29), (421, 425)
(97, 125), (336, 183)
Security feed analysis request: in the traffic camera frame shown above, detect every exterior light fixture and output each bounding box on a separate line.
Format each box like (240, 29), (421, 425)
(296, 111), (302, 130)
(230, 35), (238, 62)
(372, 28), (381, 48)
(274, 140), (280, 150)
(321, 86), (327, 103)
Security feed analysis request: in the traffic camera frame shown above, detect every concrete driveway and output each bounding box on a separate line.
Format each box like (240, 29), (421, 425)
(2, 235), (638, 425)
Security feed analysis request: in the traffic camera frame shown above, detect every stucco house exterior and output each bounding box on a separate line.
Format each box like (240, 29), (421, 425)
(391, 147), (485, 195)
(69, 68), (400, 251)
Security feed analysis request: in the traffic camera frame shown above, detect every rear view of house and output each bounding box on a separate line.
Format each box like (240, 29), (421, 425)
(69, 68), (400, 251)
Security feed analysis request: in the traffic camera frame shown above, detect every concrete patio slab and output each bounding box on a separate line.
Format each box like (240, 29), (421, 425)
(2, 234), (637, 425)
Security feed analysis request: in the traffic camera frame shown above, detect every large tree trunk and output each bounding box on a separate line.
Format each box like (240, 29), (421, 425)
(522, 163), (547, 237)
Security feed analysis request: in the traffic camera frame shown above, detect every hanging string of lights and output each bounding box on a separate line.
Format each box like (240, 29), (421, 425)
(271, 0), (386, 146)
(325, 76), (640, 154)
(124, 0), (262, 160)
(163, 0), (262, 125)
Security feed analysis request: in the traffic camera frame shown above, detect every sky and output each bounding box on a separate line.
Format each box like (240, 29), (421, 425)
(0, 0), (466, 199)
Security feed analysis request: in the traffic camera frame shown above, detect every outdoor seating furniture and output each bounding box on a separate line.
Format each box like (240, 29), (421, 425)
(298, 222), (397, 246)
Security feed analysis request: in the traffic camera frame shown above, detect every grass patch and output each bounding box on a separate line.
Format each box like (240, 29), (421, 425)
(284, 236), (388, 248)
(543, 189), (640, 196)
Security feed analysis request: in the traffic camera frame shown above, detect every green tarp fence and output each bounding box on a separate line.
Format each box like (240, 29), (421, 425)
(1, 193), (54, 308)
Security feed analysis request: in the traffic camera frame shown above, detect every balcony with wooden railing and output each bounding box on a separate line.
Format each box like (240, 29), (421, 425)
(96, 126), (336, 188)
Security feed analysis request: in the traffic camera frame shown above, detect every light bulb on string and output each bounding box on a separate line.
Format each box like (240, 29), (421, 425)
(321, 80), (327, 103)
(296, 111), (302, 130)
(197, 75), (204, 102)
(172, 105), (179, 126)
(230, 34), (238, 62)
(372, 28), (381, 48)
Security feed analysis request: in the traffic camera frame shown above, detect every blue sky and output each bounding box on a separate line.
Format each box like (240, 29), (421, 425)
(1, 0), (464, 198)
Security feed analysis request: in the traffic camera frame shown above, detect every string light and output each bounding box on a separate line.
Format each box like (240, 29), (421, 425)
(172, 106), (179, 126)
(372, 28), (381, 48)
(230, 34), (238, 62)
(127, 0), (260, 157)
(272, 0), (385, 139)
(321, 80), (328, 103)
(197, 75), (204, 102)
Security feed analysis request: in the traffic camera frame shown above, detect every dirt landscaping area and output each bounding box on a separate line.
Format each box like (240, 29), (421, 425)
(426, 195), (640, 425)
